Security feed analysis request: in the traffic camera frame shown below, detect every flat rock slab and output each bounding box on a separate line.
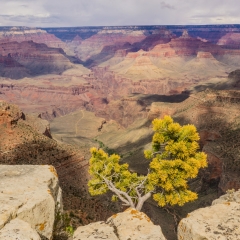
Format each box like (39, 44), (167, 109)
(73, 208), (166, 240)
(0, 218), (41, 240)
(178, 190), (240, 240)
(73, 221), (119, 240)
(0, 165), (62, 239)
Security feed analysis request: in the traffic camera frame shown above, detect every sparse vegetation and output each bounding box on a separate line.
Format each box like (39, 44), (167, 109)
(95, 139), (118, 155)
(226, 189), (236, 201)
(88, 116), (207, 211)
(53, 202), (75, 239)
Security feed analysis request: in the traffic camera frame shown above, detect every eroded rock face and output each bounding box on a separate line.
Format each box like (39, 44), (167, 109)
(74, 29), (146, 61)
(0, 27), (66, 49)
(0, 41), (72, 79)
(0, 100), (24, 126)
(73, 208), (166, 240)
(0, 165), (62, 240)
(177, 189), (240, 240)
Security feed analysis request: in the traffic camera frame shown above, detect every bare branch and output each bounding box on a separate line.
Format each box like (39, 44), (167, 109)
(136, 192), (152, 211)
(103, 177), (135, 208)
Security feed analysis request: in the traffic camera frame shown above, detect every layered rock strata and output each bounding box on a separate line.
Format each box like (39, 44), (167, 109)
(73, 29), (147, 61)
(0, 41), (72, 79)
(0, 165), (62, 240)
(0, 27), (66, 49)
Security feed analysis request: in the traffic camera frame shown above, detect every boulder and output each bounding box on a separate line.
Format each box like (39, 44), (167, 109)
(73, 208), (166, 240)
(0, 165), (62, 240)
(73, 221), (118, 240)
(0, 218), (41, 240)
(177, 189), (240, 240)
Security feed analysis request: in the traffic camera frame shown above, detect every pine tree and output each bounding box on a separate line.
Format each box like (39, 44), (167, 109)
(88, 116), (207, 211)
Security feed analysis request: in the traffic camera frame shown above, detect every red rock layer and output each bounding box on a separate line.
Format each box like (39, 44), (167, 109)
(0, 27), (66, 49)
(0, 41), (72, 78)
(217, 33), (240, 49)
(74, 30), (147, 61)
(0, 82), (95, 120)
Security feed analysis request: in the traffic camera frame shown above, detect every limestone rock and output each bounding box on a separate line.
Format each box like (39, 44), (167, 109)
(73, 221), (118, 240)
(107, 208), (166, 240)
(177, 190), (240, 240)
(0, 218), (41, 240)
(73, 208), (166, 240)
(0, 165), (62, 240)
(212, 189), (240, 205)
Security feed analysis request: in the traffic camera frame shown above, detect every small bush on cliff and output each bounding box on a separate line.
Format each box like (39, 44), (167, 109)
(88, 116), (207, 211)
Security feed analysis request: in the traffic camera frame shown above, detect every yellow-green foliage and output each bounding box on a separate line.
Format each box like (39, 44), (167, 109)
(145, 115), (207, 207)
(88, 148), (147, 204)
(88, 115), (207, 209)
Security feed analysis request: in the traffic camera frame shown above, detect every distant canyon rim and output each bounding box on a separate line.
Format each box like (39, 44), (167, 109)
(1, 25), (240, 121)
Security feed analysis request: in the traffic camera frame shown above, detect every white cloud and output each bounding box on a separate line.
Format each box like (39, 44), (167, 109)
(0, 0), (239, 27)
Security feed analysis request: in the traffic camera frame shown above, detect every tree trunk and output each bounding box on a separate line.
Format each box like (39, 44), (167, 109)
(135, 192), (152, 211)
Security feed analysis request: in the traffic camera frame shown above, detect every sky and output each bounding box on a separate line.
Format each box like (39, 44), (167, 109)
(0, 0), (239, 27)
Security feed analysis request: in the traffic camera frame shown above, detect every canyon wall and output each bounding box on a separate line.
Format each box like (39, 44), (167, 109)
(0, 41), (72, 79)
(0, 101), (122, 230)
(0, 27), (66, 49)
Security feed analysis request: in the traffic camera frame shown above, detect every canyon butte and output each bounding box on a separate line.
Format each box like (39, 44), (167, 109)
(1, 25), (240, 239)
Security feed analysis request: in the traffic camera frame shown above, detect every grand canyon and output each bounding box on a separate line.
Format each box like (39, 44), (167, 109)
(1, 25), (240, 239)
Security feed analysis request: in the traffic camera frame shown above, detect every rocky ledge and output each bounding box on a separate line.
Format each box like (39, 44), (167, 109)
(0, 165), (62, 240)
(178, 189), (240, 240)
(73, 208), (166, 240)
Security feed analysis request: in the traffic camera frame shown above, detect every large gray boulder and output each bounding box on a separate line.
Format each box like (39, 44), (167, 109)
(73, 208), (166, 240)
(0, 165), (62, 240)
(178, 189), (240, 240)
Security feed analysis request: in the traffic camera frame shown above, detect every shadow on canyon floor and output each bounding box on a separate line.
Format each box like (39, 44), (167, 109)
(131, 92), (190, 104)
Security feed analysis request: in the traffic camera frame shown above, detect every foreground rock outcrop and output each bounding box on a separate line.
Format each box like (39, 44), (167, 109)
(178, 189), (240, 240)
(0, 165), (62, 239)
(73, 208), (166, 240)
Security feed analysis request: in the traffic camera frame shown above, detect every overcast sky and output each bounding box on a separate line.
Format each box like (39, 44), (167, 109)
(0, 0), (239, 27)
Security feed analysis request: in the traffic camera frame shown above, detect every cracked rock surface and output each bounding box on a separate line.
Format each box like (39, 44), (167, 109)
(0, 218), (41, 240)
(0, 165), (62, 240)
(178, 189), (240, 240)
(73, 208), (166, 240)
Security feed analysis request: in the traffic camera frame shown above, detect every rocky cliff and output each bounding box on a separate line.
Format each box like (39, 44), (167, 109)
(0, 80), (92, 119)
(71, 29), (147, 62)
(0, 101), (122, 230)
(0, 41), (72, 79)
(0, 26), (66, 49)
